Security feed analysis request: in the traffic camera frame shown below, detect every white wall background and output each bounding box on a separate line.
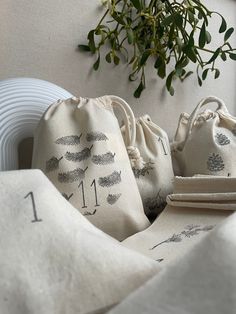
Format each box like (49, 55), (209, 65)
(0, 0), (236, 138)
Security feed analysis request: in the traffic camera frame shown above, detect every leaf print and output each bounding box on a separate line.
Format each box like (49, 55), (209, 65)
(185, 224), (200, 230)
(58, 167), (88, 183)
(62, 193), (73, 201)
(86, 131), (108, 142)
(98, 171), (121, 187)
(45, 156), (63, 172)
(55, 134), (82, 145)
(133, 161), (154, 178)
(150, 224), (215, 250)
(107, 193), (122, 205)
(83, 209), (97, 216)
(207, 153), (225, 172)
(92, 152), (116, 165)
(215, 133), (230, 145)
(65, 145), (93, 162)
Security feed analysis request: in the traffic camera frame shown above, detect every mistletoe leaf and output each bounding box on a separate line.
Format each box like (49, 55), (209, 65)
(93, 55), (100, 70)
(219, 16), (227, 33)
(199, 22), (206, 48)
(229, 53), (236, 61)
(130, 0), (142, 11)
(224, 27), (234, 42)
(87, 30), (96, 53)
(78, 44), (91, 52)
(134, 80), (144, 98)
(207, 48), (221, 64)
(140, 49), (152, 66)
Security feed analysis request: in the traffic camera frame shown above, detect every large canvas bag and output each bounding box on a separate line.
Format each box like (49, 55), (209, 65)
(171, 96), (236, 177)
(122, 115), (174, 219)
(0, 170), (160, 314)
(32, 95), (150, 240)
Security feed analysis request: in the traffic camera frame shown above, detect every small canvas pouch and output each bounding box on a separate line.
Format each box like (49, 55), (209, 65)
(122, 115), (174, 219)
(171, 96), (236, 177)
(32, 95), (150, 240)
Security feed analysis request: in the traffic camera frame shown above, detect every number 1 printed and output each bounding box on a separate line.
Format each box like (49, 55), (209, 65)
(24, 191), (42, 223)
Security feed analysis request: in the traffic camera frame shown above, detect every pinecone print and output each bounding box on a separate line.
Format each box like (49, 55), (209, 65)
(215, 133), (230, 145)
(207, 153), (225, 172)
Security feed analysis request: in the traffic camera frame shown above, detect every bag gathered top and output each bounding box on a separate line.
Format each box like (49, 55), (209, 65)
(122, 115), (174, 219)
(171, 96), (236, 177)
(32, 95), (150, 240)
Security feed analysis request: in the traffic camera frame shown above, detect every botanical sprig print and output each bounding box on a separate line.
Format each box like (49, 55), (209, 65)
(215, 133), (230, 146)
(133, 161), (154, 178)
(150, 224), (215, 250)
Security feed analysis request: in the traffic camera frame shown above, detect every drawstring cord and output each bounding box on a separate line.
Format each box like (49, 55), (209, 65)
(109, 95), (146, 170)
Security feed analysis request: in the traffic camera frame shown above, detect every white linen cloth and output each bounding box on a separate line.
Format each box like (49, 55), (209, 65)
(0, 170), (160, 314)
(122, 176), (234, 266)
(108, 211), (236, 314)
(32, 95), (150, 240)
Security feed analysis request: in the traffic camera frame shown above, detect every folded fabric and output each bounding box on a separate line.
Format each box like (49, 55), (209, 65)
(122, 176), (235, 266)
(172, 175), (236, 193)
(0, 170), (160, 314)
(108, 212), (236, 314)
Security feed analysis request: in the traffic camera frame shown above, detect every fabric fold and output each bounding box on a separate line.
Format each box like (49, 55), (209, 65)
(0, 170), (160, 314)
(109, 212), (236, 314)
(122, 175), (235, 266)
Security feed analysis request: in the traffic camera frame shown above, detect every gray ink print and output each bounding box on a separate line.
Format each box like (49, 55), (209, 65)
(215, 133), (230, 146)
(207, 153), (225, 172)
(65, 145), (93, 162)
(86, 131), (108, 142)
(150, 224), (215, 250)
(107, 193), (122, 205)
(58, 167), (88, 183)
(92, 152), (116, 165)
(83, 209), (97, 216)
(45, 156), (63, 172)
(55, 134), (82, 145)
(98, 171), (121, 187)
(144, 189), (166, 217)
(133, 161), (154, 178)
(62, 193), (73, 201)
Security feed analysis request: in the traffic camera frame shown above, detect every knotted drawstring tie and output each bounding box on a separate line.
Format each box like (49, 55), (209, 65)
(127, 146), (146, 170)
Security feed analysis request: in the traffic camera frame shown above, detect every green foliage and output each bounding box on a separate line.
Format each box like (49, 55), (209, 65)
(78, 0), (236, 97)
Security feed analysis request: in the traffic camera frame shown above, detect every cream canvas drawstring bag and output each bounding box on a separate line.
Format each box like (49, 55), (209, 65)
(122, 115), (174, 219)
(171, 96), (236, 177)
(32, 95), (150, 240)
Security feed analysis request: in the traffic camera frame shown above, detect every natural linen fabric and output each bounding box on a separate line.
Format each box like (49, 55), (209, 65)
(122, 175), (234, 266)
(32, 95), (150, 240)
(108, 212), (236, 314)
(0, 170), (160, 314)
(122, 114), (174, 219)
(171, 96), (236, 177)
